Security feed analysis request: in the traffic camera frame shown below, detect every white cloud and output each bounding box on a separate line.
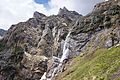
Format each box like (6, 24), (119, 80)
(0, 0), (47, 30)
(48, 0), (105, 15)
(0, 0), (105, 30)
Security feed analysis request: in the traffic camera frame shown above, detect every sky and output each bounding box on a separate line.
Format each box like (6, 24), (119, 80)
(0, 0), (106, 30)
(35, 0), (49, 4)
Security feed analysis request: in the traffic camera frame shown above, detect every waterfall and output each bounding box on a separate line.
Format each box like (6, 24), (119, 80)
(61, 32), (71, 61)
(40, 72), (47, 80)
(40, 31), (71, 80)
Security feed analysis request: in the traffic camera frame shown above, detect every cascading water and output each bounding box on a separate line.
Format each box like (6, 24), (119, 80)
(60, 32), (70, 63)
(40, 31), (71, 80)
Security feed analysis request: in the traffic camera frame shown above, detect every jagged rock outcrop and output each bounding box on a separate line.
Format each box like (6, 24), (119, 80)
(58, 7), (82, 21)
(0, 0), (120, 80)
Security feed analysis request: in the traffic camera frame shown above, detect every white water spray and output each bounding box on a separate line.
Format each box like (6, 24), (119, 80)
(40, 31), (71, 80)
(40, 72), (47, 80)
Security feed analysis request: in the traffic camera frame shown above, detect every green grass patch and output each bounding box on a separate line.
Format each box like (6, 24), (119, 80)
(62, 46), (120, 80)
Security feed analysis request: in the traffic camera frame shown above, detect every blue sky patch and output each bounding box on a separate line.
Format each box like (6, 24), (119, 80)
(34, 0), (50, 9)
(35, 0), (49, 4)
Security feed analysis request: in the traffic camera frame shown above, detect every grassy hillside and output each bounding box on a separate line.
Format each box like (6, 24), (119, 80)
(58, 45), (120, 80)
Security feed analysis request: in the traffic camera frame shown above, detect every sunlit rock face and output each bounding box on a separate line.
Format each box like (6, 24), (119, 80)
(0, 0), (120, 80)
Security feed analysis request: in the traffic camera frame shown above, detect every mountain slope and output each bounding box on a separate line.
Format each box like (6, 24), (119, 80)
(55, 0), (120, 80)
(0, 8), (82, 80)
(0, 0), (120, 80)
(56, 45), (120, 80)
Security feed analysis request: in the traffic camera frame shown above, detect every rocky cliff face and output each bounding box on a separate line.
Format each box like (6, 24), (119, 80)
(0, 0), (120, 80)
